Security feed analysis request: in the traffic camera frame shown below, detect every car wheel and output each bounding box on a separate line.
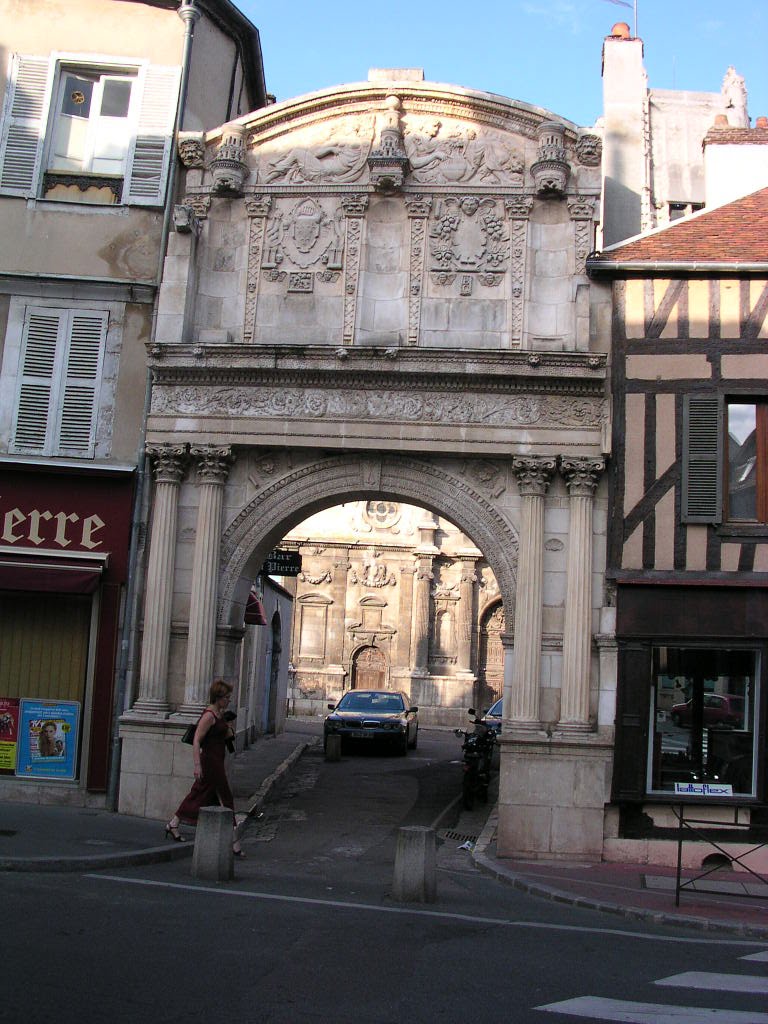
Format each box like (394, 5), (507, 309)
(408, 725), (418, 750)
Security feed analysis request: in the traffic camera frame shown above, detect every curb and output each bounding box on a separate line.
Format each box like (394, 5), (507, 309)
(235, 739), (318, 839)
(0, 841), (192, 874)
(471, 809), (768, 941)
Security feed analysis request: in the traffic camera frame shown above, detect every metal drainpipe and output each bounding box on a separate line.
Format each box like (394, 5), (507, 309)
(106, 0), (201, 810)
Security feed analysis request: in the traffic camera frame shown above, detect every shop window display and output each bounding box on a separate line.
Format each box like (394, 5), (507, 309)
(649, 646), (757, 796)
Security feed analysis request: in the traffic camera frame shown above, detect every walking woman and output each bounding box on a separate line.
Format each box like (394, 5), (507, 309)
(165, 679), (244, 857)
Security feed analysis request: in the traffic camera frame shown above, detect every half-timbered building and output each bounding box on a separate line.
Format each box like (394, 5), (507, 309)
(588, 185), (768, 861)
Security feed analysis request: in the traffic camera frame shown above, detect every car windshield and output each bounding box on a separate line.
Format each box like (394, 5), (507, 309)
(487, 698), (503, 717)
(337, 692), (405, 712)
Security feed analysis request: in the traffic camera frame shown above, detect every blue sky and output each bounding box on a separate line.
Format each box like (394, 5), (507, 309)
(241, 1), (767, 129)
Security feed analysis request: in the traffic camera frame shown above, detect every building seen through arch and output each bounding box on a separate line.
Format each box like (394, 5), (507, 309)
(279, 500), (506, 723)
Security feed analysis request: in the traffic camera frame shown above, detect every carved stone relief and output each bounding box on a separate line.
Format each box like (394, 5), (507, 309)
(429, 196), (509, 277)
(154, 385), (604, 429)
(262, 198), (345, 271)
(257, 118), (373, 184)
(403, 118), (524, 185)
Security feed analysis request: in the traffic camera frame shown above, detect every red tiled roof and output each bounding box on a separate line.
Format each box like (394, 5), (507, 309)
(591, 187), (768, 265)
(704, 127), (768, 146)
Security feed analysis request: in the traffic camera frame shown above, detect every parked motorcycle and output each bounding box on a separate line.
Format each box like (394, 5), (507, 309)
(454, 709), (496, 810)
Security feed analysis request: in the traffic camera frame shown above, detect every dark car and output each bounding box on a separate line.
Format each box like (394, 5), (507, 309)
(670, 693), (745, 729)
(482, 697), (503, 735)
(324, 690), (418, 754)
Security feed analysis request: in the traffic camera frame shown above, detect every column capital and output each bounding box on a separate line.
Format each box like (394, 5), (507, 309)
(147, 443), (189, 484)
(190, 444), (235, 485)
(512, 455), (557, 496)
(559, 455), (605, 497)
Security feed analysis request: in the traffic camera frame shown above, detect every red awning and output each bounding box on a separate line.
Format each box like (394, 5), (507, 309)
(0, 559), (103, 594)
(244, 589), (267, 625)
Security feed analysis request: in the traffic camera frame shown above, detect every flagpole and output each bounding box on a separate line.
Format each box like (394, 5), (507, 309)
(634, 0), (638, 38)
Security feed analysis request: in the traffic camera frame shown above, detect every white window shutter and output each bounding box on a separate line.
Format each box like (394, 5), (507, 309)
(682, 393), (723, 523)
(58, 311), (107, 455)
(124, 64), (180, 206)
(0, 54), (51, 196)
(12, 309), (64, 452)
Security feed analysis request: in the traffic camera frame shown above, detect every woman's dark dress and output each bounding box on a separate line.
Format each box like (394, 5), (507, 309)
(175, 710), (235, 826)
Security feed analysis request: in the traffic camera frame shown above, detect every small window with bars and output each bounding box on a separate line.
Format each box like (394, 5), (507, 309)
(11, 306), (108, 458)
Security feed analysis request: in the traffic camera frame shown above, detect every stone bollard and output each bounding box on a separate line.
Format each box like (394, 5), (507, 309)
(392, 825), (436, 903)
(325, 733), (342, 761)
(192, 806), (234, 881)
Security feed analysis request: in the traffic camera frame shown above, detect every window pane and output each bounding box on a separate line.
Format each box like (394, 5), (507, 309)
(60, 74), (93, 118)
(727, 403), (757, 520)
(99, 79), (131, 118)
(650, 647), (756, 796)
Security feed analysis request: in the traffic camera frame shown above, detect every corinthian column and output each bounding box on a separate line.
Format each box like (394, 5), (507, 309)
(132, 444), (188, 716)
(509, 455), (556, 729)
(558, 456), (605, 732)
(179, 445), (234, 714)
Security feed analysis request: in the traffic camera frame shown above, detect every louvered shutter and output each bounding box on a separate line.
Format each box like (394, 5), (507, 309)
(682, 393), (723, 523)
(124, 64), (180, 206)
(11, 309), (62, 452)
(0, 55), (52, 196)
(11, 307), (106, 457)
(58, 311), (107, 454)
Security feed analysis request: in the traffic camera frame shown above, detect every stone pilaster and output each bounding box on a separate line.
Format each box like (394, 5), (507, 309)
(178, 445), (234, 714)
(509, 456), (556, 729)
(504, 195), (533, 345)
(341, 194), (368, 345)
(405, 195), (432, 345)
(132, 444), (188, 716)
(558, 456), (605, 733)
(326, 552), (350, 680)
(457, 557), (478, 673)
(397, 565), (416, 668)
(410, 556), (434, 672)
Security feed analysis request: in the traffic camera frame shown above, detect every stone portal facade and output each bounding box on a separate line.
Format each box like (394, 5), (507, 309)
(120, 70), (616, 860)
(280, 501), (503, 724)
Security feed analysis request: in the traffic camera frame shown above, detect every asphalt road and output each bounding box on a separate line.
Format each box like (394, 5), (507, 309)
(3, 728), (767, 1024)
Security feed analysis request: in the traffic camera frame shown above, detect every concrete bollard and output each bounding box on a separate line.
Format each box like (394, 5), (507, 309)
(392, 825), (437, 903)
(325, 733), (342, 761)
(192, 806), (234, 881)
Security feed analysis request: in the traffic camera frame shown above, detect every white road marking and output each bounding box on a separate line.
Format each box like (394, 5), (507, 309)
(85, 874), (763, 947)
(741, 951), (768, 962)
(535, 996), (768, 1021)
(656, 972), (768, 995)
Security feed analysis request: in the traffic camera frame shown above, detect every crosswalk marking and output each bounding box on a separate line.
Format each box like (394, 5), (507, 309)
(535, 996), (768, 1021)
(656, 972), (768, 995)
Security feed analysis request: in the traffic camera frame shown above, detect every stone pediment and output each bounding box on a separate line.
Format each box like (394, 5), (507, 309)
(192, 80), (600, 195)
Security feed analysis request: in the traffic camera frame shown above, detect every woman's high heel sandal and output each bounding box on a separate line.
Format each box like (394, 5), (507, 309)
(233, 846), (246, 858)
(165, 822), (186, 843)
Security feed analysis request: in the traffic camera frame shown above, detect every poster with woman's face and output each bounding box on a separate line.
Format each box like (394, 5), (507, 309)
(16, 701), (79, 780)
(0, 698), (19, 774)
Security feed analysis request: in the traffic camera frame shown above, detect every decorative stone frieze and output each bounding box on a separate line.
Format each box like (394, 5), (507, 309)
(567, 196), (597, 273)
(210, 122), (249, 196)
(259, 118), (372, 184)
(405, 194), (432, 346)
(504, 195), (533, 344)
(530, 121), (570, 196)
(242, 196), (272, 341)
(404, 118), (524, 186)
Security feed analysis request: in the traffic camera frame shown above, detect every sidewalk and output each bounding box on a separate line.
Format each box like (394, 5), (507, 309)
(2, 728), (767, 939)
(0, 722), (321, 873)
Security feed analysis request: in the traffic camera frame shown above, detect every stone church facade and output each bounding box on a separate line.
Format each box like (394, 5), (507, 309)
(119, 69), (615, 860)
(281, 501), (506, 723)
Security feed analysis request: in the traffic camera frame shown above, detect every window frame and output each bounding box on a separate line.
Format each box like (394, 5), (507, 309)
(724, 397), (768, 525)
(0, 52), (180, 206)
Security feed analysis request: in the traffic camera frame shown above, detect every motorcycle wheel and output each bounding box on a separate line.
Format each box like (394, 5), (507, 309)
(462, 776), (475, 810)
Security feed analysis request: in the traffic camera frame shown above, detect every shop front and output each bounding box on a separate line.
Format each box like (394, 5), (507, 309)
(0, 464), (133, 801)
(613, 584), (767, 827)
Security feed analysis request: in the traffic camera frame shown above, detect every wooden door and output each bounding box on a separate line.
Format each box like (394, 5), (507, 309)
(352, 646), (386, 689)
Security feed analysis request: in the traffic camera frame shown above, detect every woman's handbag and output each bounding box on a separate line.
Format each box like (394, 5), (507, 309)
(180, 722), (196, 745)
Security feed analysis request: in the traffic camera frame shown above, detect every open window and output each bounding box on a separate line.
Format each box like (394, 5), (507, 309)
(0, 54), (180, 206)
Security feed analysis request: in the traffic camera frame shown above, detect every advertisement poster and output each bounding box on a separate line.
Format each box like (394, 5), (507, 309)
(0, 697), (19, 774)
(16, 700), (80, 781)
